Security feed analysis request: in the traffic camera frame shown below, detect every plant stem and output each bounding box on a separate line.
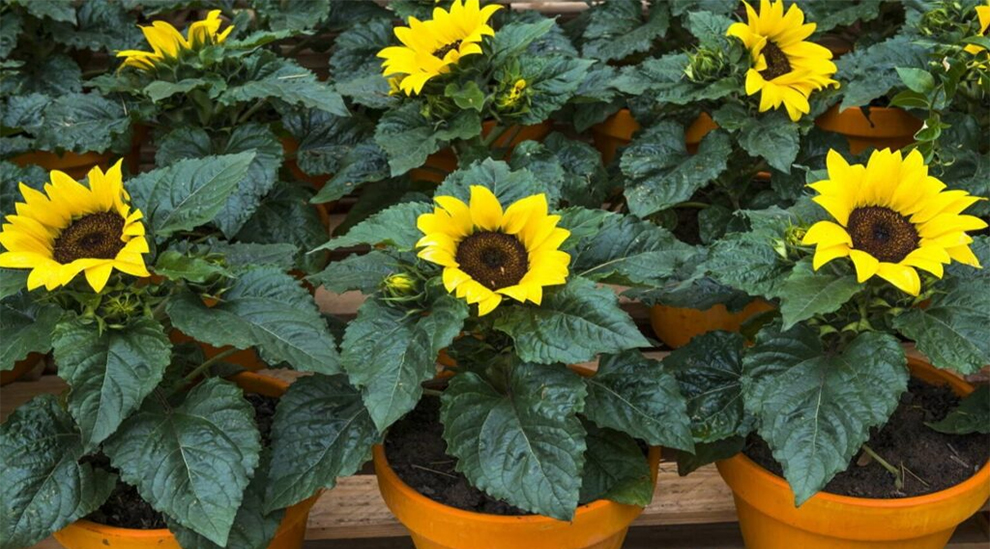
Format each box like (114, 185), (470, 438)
(422, 388), (444, 397)
(482, 124), (508, 148)
(861, 443), (903, 489)
(676, 201), (710, 209)
(182, 348), (240, 384)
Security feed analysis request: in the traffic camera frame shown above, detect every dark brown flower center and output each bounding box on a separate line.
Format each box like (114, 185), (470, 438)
(455, 231), (529, 290)
(847, 206), (919, 263)
(759, 41), (792, 80)
(433, 40), (462, 59)
(53, 212), (125, 264)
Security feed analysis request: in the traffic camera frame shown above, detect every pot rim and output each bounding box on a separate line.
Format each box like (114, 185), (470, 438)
(373, 444), (661, 525)
(721, 356), (988, 509)
(68, 371), (290, 536)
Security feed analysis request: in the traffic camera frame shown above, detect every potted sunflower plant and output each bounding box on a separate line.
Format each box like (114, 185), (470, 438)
(599, 0), (844, 349)
(294, 159), (695, 549)
(0, 153), (362, 549)
(92, 9), (346, 275)
(1, 0), (141, 179)
(668, 146), (989, 548)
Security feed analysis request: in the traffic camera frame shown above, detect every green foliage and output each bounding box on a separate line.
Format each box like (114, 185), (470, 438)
(105, 378), (261, 546)
(52, 317), (171, 449)
(342, 296), (467, 431)
(315, 201), (431, 252)
(309, 250), (401, 294)
(576, 0), (670, 62)
(515, 56), (594, 125)
(579, 422), (654, 506)
(926, 386), (990, 435)
(776, 260), (861, 329)
(166, 267), (340, 374)
(743, 325), (908, 505)
(220, 55), (348, 116)
(494, 277), (649, 364)
(1, 396), (116, 549)
(836, 35), (928, 108)
(0, 293), (61, 371)
(265, 374), (378, 510)
(234, 180), (328, 274)
(33, 93), (131, 154)
(436, 159), (551, 206)
(509, 133), (610, 208)
(440, 363), (587, 520)
(374, 102), (482, 176)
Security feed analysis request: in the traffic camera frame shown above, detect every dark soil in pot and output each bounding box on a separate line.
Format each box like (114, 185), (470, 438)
(85, 392), (280, 529)
(385, 397), (529, 515)
(745, 378), (990, 499)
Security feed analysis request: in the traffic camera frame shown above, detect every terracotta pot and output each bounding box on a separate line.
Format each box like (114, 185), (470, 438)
(12, 125), (147, 179)
(53, 372), (320, 549)
(649, 300), (774, 349)
(409, 120), (553, 184)
(0, 352), (45, 386)
(169, 329), (267, 372)
(716, 358), (990, 549)
(815, 106), (922, 155)
(374, 443), (660, 549)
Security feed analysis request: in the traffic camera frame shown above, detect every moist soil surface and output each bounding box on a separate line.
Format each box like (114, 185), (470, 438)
(745, 378), (990, 498)
(87, 392), (279, 529)
(384, 397), (530, 515)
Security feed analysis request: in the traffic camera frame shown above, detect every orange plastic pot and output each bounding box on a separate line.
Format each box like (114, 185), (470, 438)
(409, 120), (552, 184)
(12, 126), (146, 179)
(591, 110), (721, 164)
(0, 352), (44, 386)
(53, 372), (320, 549)
(649, 300), (774, 349)
(374, 443), (660, 549)
(716, 357), (990, 549)
(815, 105), (922, 154)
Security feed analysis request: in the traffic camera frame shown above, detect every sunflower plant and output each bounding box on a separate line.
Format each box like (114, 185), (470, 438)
(0, 153), (365, 549)
(667, 147), (989, 505)
(291, 159), (696, 520)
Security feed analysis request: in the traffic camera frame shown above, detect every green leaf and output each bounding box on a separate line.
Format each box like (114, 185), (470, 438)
(743, 325), (908, 505)
(264, 374), (378, 510)
(234, 180), (327, 274)
(893, 288), (990, 375)
(0, 293), (61, 371)
(565, 209), (694, 287)
(50, 0), (143, 52)
(0, 271), (29, 300)
(579, 0), (669, 62)
(706, 230), (788, 298)
(255, 0), (330, 31)
(144, 78), (208, 102)
(314, 201), (431, 252)
(52, 317), (171, 450)
(440, 363), (587, 520)
(584, 350), (694, 451)
(509, 133), (610, 208)
(686, 10), (734, 48)
(799, 0), (883, 34)
(156, 124), (283, 237)
(128, 153), (255, 237)
(436, 158), (551, 207)
(896, 67), (935, 94)
(329, 18), (395, 77)
(153, 250), (232, 284)
(3, 93), (49, 131)
(777, 260), (861, 329)
(221, 54), (347, 116)
(1, 396), (116, 549)
(12, 0), (76, 23)
(105, 378), (260, 546)
(664, 331), (751, 443)
(167, 267), (340, 374)
(281, 110), (374, 178)
(35, 93), (130, 154)
(620, 121), (731, 217)
(374, 102), (482, 176)
(837, 35), (927, 109)
(495, 277), (649, 364)
(580, 421), (653, 506)
(445, 81), (486, 112)
(342, 295), (467, 431)
(737, 111), (800, 173)
(516, 55), (594, 125)
(0, 12), (22, 58)
(308, 250), (400, 294)
(926, 386), (990, 435)
(676, 436), (745, 476)
(489, 18), (555, 66)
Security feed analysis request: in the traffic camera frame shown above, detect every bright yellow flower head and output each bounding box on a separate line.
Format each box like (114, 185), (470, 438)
(802, 149), (986, 296)
(378, 0), (502, 96)
(416, 186), (570, 316)
(727, 0), (839, 121)
(117, 10), (233, 71)
(0, 160), (150, 293)
(964, 1), (990, 55)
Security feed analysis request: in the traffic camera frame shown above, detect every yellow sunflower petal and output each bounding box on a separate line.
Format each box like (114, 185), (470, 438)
(876, 263), (921, 296)
(848, 250), (880, 282)
(811, 244), (850, 270)
(477, 293), (502, 316)
(803, 220), (852, 247)
(945, 244), (982, 268)
(84, 263), (115, 293)
(468, 185), (503, 231)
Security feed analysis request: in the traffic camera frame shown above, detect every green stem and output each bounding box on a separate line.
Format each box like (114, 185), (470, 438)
(861, 443), (903, 489)
(422, 388), (444, 397)
(236, 99), (268, 125)
(676, 201), (710, 209)
(182, 348), (240, 384)
(495, 125), (523, 159)
(481, 124), (508, 148)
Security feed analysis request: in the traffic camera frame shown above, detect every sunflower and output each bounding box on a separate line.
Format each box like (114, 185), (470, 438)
(802, 149), (986, 296)
(726, 0), (839, 121)
(0, 160), (150, 293)
(117, 10), (233, 71)
(378, 0), (502, 96)
(964, 1), (990, 55)
(416, 186), (570, 315)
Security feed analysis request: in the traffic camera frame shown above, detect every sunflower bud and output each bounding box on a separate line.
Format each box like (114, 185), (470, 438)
(497, 78), (527, 110)
(384, 273), (418, 297)
(387, 76), (403, 96)
(685, 47), (728, 82)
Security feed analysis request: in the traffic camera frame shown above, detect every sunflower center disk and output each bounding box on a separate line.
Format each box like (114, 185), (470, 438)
(847, 206), (920, 263)
(759, 41), (792, 80)
(53, 211), (126, 264)
(455, 231), (529, 291)
(433, 40), (462, 59)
